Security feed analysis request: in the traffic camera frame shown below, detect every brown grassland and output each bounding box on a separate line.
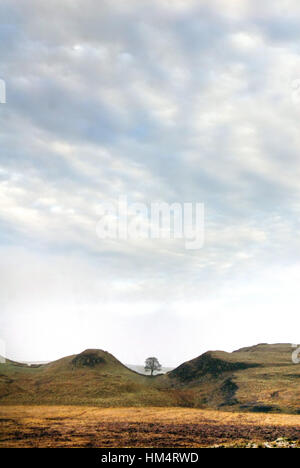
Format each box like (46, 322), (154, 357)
(1, 405), (300, 448)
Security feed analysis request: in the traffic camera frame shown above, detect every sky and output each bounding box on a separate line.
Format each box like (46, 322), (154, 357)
(1, 0), (300, 366)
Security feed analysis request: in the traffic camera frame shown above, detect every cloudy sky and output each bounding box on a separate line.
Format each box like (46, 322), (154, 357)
(1, 0), (300, 366)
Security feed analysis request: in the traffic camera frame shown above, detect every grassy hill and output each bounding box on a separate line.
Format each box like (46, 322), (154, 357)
(0, 349), (179, 407)
(163, 344), (300, 414)
(1, 344), (300, 413)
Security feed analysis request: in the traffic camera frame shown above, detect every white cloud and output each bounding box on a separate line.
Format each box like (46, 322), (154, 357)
(1, 0), (300, 363)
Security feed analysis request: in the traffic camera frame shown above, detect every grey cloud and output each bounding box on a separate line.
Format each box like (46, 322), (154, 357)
(1, 0), (300, 362)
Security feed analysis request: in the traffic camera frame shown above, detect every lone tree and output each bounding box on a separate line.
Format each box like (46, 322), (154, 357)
(144, 357), (162, 376)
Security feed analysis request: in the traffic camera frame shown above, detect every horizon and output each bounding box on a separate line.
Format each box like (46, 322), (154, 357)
(2, 341), (295, 369)
(1, 0), (300, 366)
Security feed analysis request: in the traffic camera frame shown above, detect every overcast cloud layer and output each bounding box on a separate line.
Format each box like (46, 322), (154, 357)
(1, 0), (300, 365)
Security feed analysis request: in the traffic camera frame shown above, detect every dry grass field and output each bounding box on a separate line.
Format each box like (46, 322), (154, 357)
(1, 406), (300, 448)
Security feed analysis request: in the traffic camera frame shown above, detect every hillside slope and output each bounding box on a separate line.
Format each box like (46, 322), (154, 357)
(164, 344), (300, 413)
(0, 349), (178, 407)
(1, 344), (300, 413)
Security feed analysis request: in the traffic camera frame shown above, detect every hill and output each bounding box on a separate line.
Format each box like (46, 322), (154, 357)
(0, 349), (178, 407)
(1, 344), (300, 413)
(163, 344), (300, 413)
